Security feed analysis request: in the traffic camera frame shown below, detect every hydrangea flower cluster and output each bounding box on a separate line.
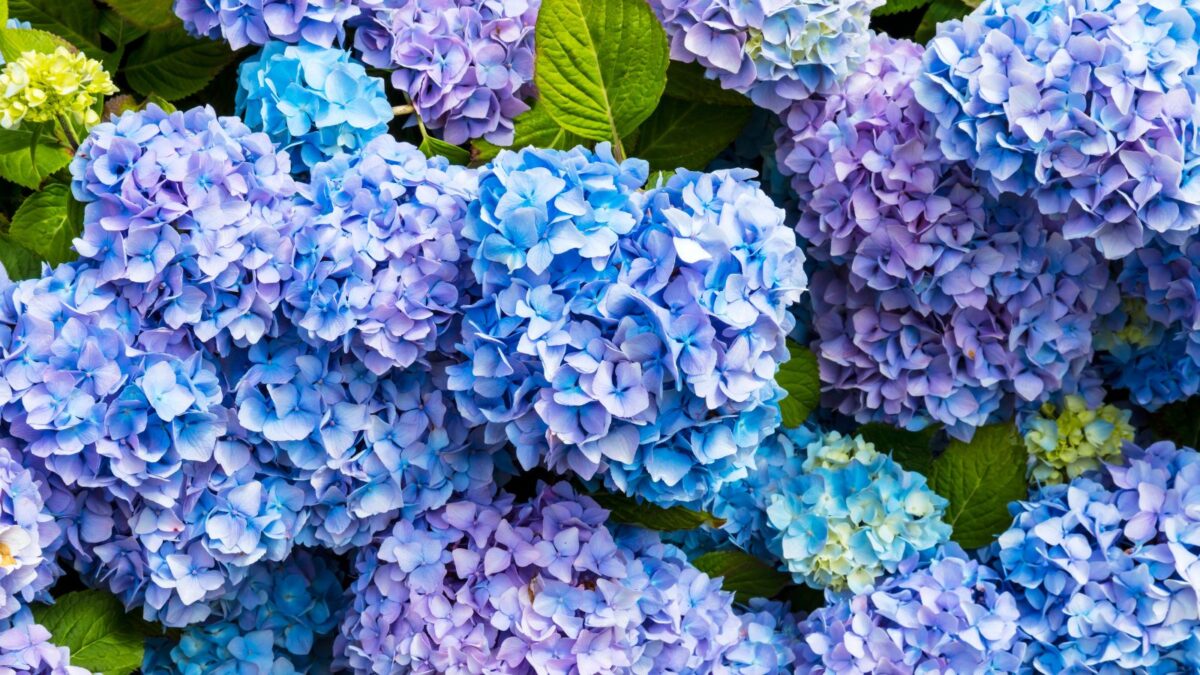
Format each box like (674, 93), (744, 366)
(175, 0), (364, 49)
(916, 0), (1200, 259)
(1022, 395), (1134, 484)
(0, 46), (116, 129)
(649, 0), (880, 110)
(449, 145), (807, 507)
(285, 135), (475, 372)
(778, 34), (1117, 438)
(144, 550), (346, 674)
(1095, 238), (1200, 408)
(722, 599), (803, 674)
(351, 0), (539, 145)
(0, 446), (62, 621)
(237, 41), (393, 173)
(995, 441), (1200, 672)
(765, 430), (951, 592)
(337, 482), (744, 673)
(0, 610), (88, 675)
(797, 545), (1026, 672)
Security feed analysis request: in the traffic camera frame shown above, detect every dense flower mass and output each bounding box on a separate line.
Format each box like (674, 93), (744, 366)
(0, 446), (62, 621)
(351, 0), (540, 145)
(797, 545), (1026, 672)
(285, 135), (475, 372)
(0, 609), (87, 675)
(995, 441), (1200, 672)
(766, 431), (951, 592)
(337, 483), (745, 673)
(916, 0), (1200, 259)
(0, 46), (116, 129)
(1022, 395), (1134, 484)
(175, 0), (364, 49)
(237, 42), (393, 173)
(779, 34), (1117, 438)
(649, 0), (880, 110)
(449, 144), (807, 506)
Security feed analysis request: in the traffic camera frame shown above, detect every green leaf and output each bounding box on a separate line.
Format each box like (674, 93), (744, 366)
(0, 126), (72, 189)
(472, 104), (585, 163)
(873, 0), (933, 16)
(124, 25), (235, 100)
(777, 340), (820, 428)
(663, 61), (751, 107)
(9, 0), (102, 57)
(419, 135), (471, 165)
(626, 97), (750, 172)
(31, 590), (149, 675)
(535, 0), (669, 142)
(928, 423), (1027, 549)
(1148, 397), (1200, 449)
(0, 233), (42, 280)
(99, 0), (177, 30)
(0, 26), (72, 61)
(0, 0), (8, 25)
(915, 0), (972, 43)
(99, 10), (148, 51)
(9, 184), (79, 265)
(592, 490), (724, 530)
(692, 550), (790, 603)
(858, 423), (936, 477)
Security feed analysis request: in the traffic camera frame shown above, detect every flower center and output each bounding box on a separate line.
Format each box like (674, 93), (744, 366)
(0, 542), (15, 568)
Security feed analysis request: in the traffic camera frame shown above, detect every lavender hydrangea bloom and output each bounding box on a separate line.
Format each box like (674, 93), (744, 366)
(285, 136), (475, 373)
(649, 0), (880, 110)
(0, 609), (89, 675)
(778, 36), (1117, 438)
(995, 441), (1200, 672)
(175, 0), (362, 49)
(915, 0), (1200, 259)
(766, 431), (951, 592)
(450, 145), (807, 507)
(722, 599), (803, 674)
(337, 482), (742, 674)
(797, 545), (1026, 672)
(351, 0), (539, 144)
(0, 447), (63, 621)
(70, 105), (299, 352)
(237, 42), (393, 173)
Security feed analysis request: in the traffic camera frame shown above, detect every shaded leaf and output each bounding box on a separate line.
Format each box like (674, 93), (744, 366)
(627, 97), (751, 172)
(100, 0), (177, 31)
(9, 0), (102, 57)
(124, 25), (235, 100)
(928, 423), (1027, 549)
(0, 126), (72, 189)
(915, 0), (971, 43)
(858, 423), (936, 477)
(419, 135), (470, 165)
(777, 340), (820, 427)
(663, 60), (751, 107)
(874, 0), (933, 16)
(592, 491), (724, 531)
(472, 104), (585, 163)
(0, 233), (42, 280)
(692, 550), (791, 603)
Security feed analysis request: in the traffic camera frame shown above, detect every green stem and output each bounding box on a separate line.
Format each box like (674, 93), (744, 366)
(56, 115), (81, 153)
(392, 104), (415, 116)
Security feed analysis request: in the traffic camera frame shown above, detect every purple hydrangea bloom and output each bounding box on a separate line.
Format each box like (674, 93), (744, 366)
(449, 145), (807, 506)
(995, 441), (1200, 672)
(0, 446), (63, 621)
(797, 545), (1026, 673)
(175, 0), (363, 49)
(285, 136), (476, 373)
(336, 482), (743, 673)
(722, 599), (803, 674)
(915, 0), (1200, 259)
(778, 36), (1117, 438)
(70, 105), (300, 352)
(649, 0), (880, 111)
(237, 42), (393, 173)
(351, 0), (539, 144)
(0, 609), (89, 675)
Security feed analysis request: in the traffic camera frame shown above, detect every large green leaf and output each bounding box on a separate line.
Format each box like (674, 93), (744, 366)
(915, 0), (972, 42)
(663, 61), (751, 107)
(592, 490), (724, 531)
(928, 423), (1028, 549)
(9, 0), (102, 57)
(9, 184), (79, 265)
(627, 97), (751, 172)
(535, 0), (668, 142)
(777, 340), (820, 428)
(472, 104), (585, 163)
(0, 26), (72, 61)
(31, 590), (150, 675)
(858, 423), (936, 477)
(692, 550), (791, 603)
(874, 0), (933, 16)
(99, 0), (177, 30)
(0, 0), (8, 25)
(419, 135), (471, 165)
(0, 233), (42, 280)
(124, 25), (235, 100)
(0, 126), (72, 189)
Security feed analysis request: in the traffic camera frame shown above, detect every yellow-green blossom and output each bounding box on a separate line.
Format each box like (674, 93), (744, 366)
(0, 47), (116, 129)
(1024, 395), (1134, 484)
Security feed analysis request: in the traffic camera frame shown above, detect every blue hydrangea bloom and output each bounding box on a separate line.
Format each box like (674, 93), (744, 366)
(797, 545), (1026, 672)
(285, 136), (476, 373)
(722, 599), (803, 674)
(915, 0), (1200, 259)
(351, 0), (539, 145)
(0, 445), (63, 621)
(337, 482), (744, 673)
(237, 42), (393, 173)
(449, 144), (807, 507)
(0, 609), (89, 674)
(649, 0), (881, 110)
(175, 0), (363, 49)
(995, 441), (1200, 672)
